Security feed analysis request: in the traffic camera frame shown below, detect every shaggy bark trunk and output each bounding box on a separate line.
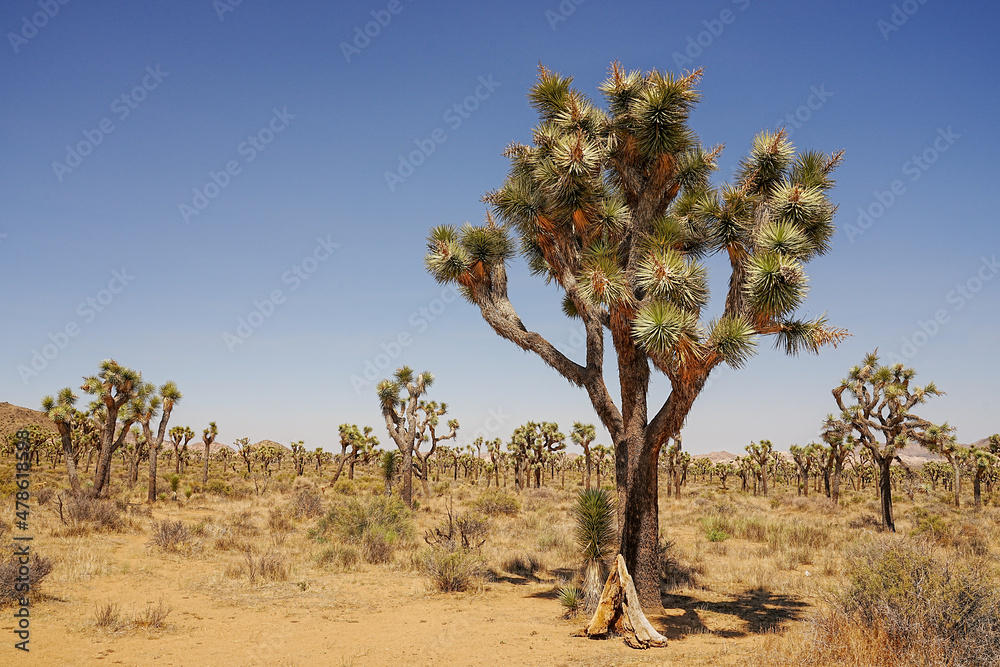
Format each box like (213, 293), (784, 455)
(202, 443), (211, 486)
(878, 457), (895, 531)
(148, 442), (159, 501)
(584, 447), (592, 490)
(973, 473), (982, 508)
(950, 457), (961, 508)
(831, 458), (843, 505)
(619, 439), (661, 612)
(401, 448), (414, 507)
(330, 445), (348, 484)
(56, 424), (81, 495)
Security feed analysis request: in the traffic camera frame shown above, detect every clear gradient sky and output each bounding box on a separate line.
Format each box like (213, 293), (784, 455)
(2, 0), (998, 454)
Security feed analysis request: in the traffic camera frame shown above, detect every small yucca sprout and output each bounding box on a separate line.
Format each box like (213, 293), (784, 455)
(557, 584), (585, 618)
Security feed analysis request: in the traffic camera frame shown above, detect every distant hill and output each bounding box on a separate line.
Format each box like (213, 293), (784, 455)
(252, 439), (291, 452)
(694, 451), (737, 463)
(0, 401), (57, 441)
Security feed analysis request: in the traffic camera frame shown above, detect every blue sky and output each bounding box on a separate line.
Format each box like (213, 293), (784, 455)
(2, 0), (998, 454)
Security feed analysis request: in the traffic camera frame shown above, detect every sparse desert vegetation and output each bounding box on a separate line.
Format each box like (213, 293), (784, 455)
(2, 416), (999, 665)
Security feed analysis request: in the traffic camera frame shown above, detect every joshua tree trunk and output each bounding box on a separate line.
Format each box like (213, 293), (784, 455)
(56, 424), (82, 495)
(878, 457), (894, 531)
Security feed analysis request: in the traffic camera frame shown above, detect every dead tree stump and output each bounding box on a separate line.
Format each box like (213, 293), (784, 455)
(583, 554), (668, 649)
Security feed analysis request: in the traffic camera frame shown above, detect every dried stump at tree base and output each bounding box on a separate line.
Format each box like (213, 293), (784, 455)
(581, 554), (668, 649)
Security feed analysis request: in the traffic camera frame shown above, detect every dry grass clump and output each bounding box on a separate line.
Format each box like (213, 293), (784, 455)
(471, 489), (521, 517)
(1, 551), (54, 604)
(502, 552), (543, 579)
(421, 546), (484, 592)
(93, 599), (171, 632)
(314, 494), (413, 564)
(289, 485), (324, 519)
(149, 519), (197, 554)
(58, 494), (127, 533)
(315, 544), (359, 570)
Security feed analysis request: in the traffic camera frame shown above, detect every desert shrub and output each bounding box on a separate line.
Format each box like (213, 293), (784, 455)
(205, 479), (231, 497)
(503, 552), (543, 578)
(241, 549), (289, 582)
(316, 544), (359, 570)
(63, 495), (125, 532)
(168, 475), (180, 494)
(521, 486), (558, 511)
(36, 486), (55, 506)
(911, 507), (951, 543)
(93, 599), (170, 631)
(133, 599), (171, 629)
(831, 536), (1000, 667)
(149, 520), (193, 553)
(1, 552), (54, 604)
(227, 510), (259, 536)
(425, 505), (490, 552)
(331, 478), (356, 495)
(290, 486), (324, 519)
(0, 520), (10, 542)
(316, 495), (413, 564)
(94, 601), (120, 628)
(422, 546), (482, 592)
(267, 507), (293, 534)
(848, 514), (884, 530)
(472, 489), (520, 517)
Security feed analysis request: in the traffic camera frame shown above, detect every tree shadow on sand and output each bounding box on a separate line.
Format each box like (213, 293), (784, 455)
(657, 587), (808, 639)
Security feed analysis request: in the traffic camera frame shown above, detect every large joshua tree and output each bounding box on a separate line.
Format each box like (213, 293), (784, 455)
(376, 366), (434, 508)
(832, 351), (943, 531)
(425, 62), (846, 609)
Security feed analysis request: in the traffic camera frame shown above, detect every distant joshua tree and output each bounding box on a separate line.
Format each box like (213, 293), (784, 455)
(41, 388), (83, 495)
(745, 439), (773, 496)
(377, 366), (434, 507)
(832, 351), (944, 531)
(415, 401), (458, 499)
(201, 422), (218, 485)
(82, 360), (151, 497)
(169, 426), (195, 475)
(571, 422), (597, 490)
(141, 382), (181, 502)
